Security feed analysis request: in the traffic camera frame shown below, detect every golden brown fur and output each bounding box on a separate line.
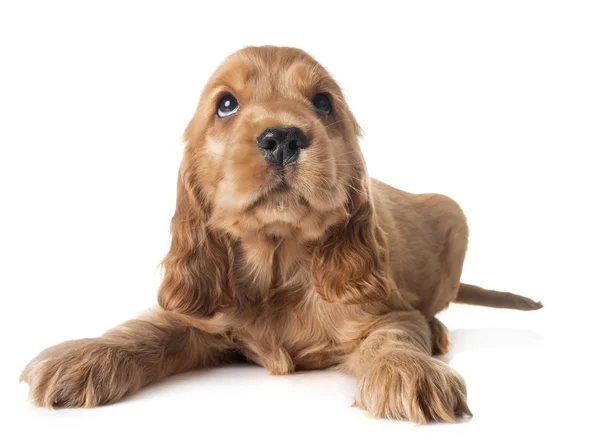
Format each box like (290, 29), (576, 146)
(21, 46), (542, 423)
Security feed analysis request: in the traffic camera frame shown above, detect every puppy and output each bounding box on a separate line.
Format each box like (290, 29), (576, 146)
(21, 46), (542, 423)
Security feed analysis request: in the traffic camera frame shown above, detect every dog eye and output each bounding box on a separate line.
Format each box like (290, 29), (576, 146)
(216, 94), (239, 118)
(312, 93), (333, 115)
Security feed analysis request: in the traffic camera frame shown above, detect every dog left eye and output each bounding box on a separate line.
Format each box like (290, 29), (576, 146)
(217, 94), (239, 118)
(312, 93), (333, 115)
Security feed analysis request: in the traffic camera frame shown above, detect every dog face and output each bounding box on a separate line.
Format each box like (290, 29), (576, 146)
(183, 46), (363, 240)
(159, 46), (389, 317)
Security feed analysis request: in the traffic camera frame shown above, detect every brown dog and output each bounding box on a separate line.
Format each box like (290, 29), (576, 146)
(20, 46), (542, 423)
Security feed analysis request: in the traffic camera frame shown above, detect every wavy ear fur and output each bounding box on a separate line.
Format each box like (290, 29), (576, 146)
(311, 181), (391, 304)
(157, 165), (236, 317)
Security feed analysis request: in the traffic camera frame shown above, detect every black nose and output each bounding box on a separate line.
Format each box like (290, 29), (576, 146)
(256, 126), (309, 166)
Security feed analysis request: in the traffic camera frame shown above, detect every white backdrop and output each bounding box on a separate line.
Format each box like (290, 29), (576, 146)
(1, 1), (598, 443)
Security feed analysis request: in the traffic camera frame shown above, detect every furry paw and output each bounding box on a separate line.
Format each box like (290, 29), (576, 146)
(354, 351), (471, 423)
(20, 339), (142, 408)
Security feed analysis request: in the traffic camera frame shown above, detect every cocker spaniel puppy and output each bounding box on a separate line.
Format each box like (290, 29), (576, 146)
(21, 46), (542, 423)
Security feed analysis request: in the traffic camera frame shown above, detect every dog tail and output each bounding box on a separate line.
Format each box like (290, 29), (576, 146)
(455, 283), (543, 311)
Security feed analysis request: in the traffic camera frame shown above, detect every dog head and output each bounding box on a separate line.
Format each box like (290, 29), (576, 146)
(183, 46), (365, 239)
(159, 46), (389, 316)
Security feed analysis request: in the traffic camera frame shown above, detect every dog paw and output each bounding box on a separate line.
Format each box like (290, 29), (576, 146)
(20, 339), (141, 408)
(354, 352), (472, 423)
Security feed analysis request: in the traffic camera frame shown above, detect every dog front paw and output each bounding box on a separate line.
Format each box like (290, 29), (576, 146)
(354, 352), (471, 423)
(20, 339), (142, 408)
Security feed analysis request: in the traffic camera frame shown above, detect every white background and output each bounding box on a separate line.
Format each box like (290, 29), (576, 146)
(1, 1), (599, 443)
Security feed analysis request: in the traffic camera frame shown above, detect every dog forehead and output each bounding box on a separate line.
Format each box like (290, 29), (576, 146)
(214, 47), (332, 101)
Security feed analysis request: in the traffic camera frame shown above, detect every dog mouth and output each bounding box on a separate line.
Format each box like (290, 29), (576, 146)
(251, 183), (297, 208)
(247, 177), (312, 218)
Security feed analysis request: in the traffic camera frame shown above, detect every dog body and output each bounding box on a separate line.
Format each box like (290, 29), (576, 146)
(232, 181), (469, 375)
(21, 46), (540, 423)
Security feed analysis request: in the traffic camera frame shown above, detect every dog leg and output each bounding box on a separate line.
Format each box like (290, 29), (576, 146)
(341, 311), (470, 423)
(430, 317), (451, 356)
(20, 307), (232, 408)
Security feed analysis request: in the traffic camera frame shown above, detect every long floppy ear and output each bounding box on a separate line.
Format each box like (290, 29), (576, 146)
(157, 163), (237, 317)
(311, 181), (391, 304)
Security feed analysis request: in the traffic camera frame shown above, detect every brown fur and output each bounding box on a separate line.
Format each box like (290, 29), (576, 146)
(21, 46), (541, 423)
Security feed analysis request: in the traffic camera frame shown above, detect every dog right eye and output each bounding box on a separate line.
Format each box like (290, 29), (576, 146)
(217, 94), (240, 118)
